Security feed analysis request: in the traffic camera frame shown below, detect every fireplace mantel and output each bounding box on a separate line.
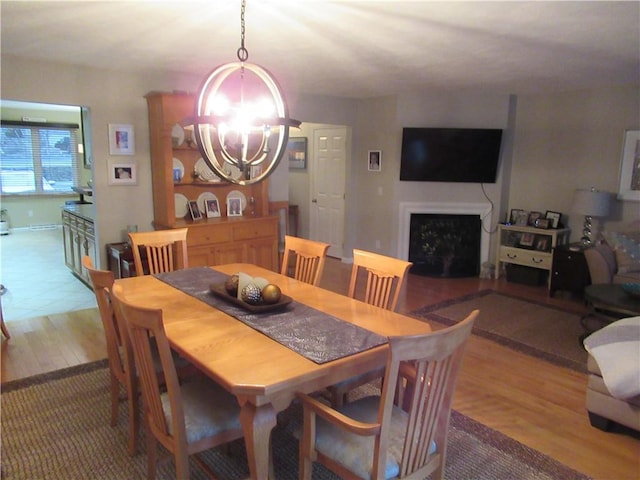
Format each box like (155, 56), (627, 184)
(398, 201), (492, 266)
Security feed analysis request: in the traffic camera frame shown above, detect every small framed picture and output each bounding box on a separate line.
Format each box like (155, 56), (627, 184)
(509, 209), (524, 224)
(368, 150), (382, 172)
(545, 211), (562, 229)
(188, 200), (202, 221)
(519, 232), (535, 247)
(108, 124), (135, 155)
(515, 210), (529, 226)
(108, 161), (137, 185)
(205, 198), (220, 218)
(534, 217), (550, 229)
(535, 236), (550, 252)
(617, 129), (640, 201)
(287, 137), (307, 170)
(528, 211), (542, 226)
(227, 197), (243, 217)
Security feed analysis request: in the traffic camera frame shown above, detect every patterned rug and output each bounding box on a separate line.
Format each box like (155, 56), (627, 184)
(411, 290), (588, 372)
(1, 361), (592, 479)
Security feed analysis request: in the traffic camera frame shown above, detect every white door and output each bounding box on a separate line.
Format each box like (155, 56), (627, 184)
(310, 128), (346, 258)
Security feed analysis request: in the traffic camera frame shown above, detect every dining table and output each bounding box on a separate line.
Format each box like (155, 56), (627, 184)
(114, 263), (432, 479)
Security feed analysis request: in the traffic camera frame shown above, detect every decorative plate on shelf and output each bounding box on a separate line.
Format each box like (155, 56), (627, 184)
(171, 124), (184, 147)
(174, 193), (189, 218)
(194, 158), (220, 183)
(197, 192), (219, 215)
(209, 283), (292, 313)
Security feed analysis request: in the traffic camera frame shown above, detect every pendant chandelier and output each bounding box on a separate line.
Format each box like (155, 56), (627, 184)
(192, 0), (300, 185)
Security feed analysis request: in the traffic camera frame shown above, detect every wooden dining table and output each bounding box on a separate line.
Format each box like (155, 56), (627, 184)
(114, 263), (432, 479)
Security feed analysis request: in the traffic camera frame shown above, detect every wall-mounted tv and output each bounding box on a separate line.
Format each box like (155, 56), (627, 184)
(400, 127), (503, 183)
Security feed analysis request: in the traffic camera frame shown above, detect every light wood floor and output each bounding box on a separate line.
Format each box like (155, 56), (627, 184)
(1, 258), (638, 479)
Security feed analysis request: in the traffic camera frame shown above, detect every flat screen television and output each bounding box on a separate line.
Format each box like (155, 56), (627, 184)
(400, 127), (503, 183)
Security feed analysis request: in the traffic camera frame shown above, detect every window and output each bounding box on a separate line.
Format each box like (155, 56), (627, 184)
(0, 121), (81, 195)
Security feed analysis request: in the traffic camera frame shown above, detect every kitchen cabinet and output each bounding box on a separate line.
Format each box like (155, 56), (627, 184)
(62, 205), (96, 286)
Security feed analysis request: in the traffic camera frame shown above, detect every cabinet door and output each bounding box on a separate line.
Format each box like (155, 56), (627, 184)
(62, 221), (74, 270)
(247, 237), (278, 271)
(188, 246), (215, 268)
(213, 243), (246, 266)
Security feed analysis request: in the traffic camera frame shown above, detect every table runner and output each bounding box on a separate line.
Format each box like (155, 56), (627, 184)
(154, 267), (387, 364)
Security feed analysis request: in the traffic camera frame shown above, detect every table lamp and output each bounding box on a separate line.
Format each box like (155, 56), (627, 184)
(571, 188), (611, 246)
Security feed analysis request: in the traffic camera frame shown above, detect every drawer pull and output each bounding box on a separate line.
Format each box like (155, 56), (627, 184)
(532, 258), (544, 264)
(506, 253), (518, 259)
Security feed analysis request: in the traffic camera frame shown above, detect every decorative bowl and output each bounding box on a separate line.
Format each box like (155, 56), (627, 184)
(621, 283), (640, 299)
(209, 283), (292, 313)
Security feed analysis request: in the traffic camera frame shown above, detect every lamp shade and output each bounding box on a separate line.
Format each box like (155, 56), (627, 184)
(571, 189), (611, 217)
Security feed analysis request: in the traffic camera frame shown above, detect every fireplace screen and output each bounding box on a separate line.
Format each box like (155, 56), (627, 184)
(409, 214), (481, 277)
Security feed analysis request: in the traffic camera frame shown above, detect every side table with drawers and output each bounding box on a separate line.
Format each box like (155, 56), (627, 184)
(550, 243), (591, 296)
(106, 242), (141, 279)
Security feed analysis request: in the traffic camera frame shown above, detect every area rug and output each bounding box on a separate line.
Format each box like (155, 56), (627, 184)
(411, 290), (588, 373)
(1, 362), (592, 479)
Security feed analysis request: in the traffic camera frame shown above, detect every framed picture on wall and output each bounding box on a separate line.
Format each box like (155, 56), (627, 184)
(108, 124), (135, 155)
(288, 137), (307, 170)
(107, 161), (137, 185)
(617, 129), (640, 201)
(368, 150), (382, 172)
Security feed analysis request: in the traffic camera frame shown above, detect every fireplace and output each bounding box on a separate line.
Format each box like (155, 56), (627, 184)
(409, 213), (481, 277)
(398, 201), (492, 277)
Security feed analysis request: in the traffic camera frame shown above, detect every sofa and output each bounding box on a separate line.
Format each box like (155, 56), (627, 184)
(584, 230), (640, 284)
(583, 316), (640, 431)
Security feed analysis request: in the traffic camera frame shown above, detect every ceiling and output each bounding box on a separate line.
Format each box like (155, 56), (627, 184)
(1, 1), (639, 99)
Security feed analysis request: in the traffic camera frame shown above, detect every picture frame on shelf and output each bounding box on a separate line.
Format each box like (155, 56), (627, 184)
(188, 200), (202, 221)
(534, 217), (551, 229)
(205, 198), (221, 218)
(515, 210), (529, 226)
(107, 161), (137, 185)
(617, 129), (640, 201)
(545, 210), (562, 229)
(528, 211), (542, 226)
(227, 197), (243, 217)
(368, 150), (382, 172)
(509, 209), (524, 224)
(519, 232), (535, 247)
(108, 124), (135, 155)
(535, 235), (550, 252)
(287, 137), (307, 170)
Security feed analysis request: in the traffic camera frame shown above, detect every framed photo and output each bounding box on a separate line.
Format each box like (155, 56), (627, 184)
(188, 200), (202, 221)
(205, 198), (220, 218)
(519, 232), (535, 247)
(107, 161), (137, 185)
(534, 217), (550, 229)
(528, 211), (542, 226)
(227, 196), (243, 217)
(617, 129), (640, 201)
(368, 150), (382, 172)
(515, 210), (529, 226)
(287, 137), (307, 170)
(108, 124), (135, 155)
(509, 209), (524, 224)
(545, 210), (562, 229)
(535, 235), (550, 252)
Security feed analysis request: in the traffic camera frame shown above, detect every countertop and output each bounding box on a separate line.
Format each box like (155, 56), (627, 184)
(62, 204), (95, 222)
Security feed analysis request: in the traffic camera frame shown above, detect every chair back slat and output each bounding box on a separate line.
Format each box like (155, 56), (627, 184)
(129, 228), (189, 276)
(348, 249), (412, 312)
(280, 235), (330, 286)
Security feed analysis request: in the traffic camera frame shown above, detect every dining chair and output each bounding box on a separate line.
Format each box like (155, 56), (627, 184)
(297, 309), (478, 480)
(0, 293), (10, 339)
(111, 283), (245, 480)
(280, 235), (330, 286)
(328, 249), (413, 406)
(128, 228), (189, 276)
(82, 255), (139, 456)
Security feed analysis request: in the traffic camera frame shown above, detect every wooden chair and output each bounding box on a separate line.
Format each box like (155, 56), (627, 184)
(280, 235), (330, 286)
(111, 283), (245, 480)
(82, 255), (139, 456)
(0, 293), (10, 339)
(128, 228), (189, 276)
(328, 249), (413, 406)
(297, 310), (478, 480)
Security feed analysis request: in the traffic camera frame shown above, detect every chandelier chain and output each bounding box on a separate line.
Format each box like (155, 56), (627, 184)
(237, 0), (249, 62)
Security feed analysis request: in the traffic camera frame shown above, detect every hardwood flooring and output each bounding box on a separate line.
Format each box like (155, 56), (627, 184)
(1, 258), (638, 479)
